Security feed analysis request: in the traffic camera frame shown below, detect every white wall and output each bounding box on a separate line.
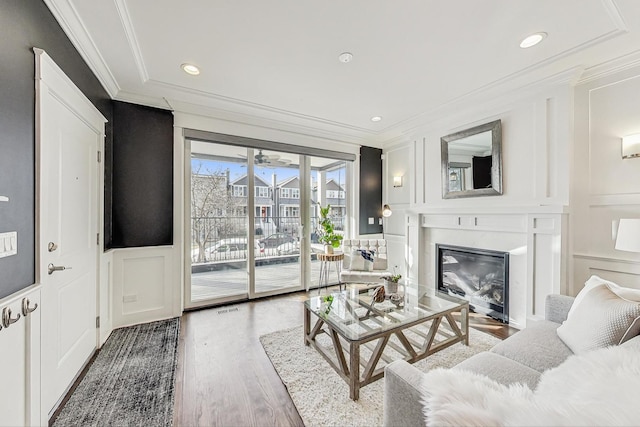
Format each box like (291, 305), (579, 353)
(571, 65), (640, 295)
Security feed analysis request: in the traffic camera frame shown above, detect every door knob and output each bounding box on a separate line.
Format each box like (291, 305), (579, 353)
(48, 263), (71, 275)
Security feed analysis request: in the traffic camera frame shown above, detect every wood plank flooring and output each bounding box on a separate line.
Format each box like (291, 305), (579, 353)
(173, 287), (517, 426)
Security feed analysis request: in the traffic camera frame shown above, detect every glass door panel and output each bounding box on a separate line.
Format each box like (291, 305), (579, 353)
(309, 158), (348, 290)
(189, 141), (249, 305)
(253, 151), (303, 294)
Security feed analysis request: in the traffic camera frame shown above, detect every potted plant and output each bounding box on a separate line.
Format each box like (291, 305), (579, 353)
(380, 270), (402, 294)
(317, 204), (343, 254)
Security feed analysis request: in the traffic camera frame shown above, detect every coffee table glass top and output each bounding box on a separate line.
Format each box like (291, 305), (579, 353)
(304, 288), (468, 341)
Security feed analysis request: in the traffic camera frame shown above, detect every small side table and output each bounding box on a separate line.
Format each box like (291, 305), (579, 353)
(317, 253), (344, 294)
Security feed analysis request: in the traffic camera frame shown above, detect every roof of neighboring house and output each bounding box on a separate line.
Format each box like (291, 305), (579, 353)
(229, 174), (270, 187)
(325, 179), (345, 191)
(277, 176), (299, 188)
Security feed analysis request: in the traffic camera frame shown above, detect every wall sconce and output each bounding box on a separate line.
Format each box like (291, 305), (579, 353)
(622, 134), (640, 159)
(393, 175), (403, 187)
(382, 204), (392, 217)
(615, 219), (640, 253)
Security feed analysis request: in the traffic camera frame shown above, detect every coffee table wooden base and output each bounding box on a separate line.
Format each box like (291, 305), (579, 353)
(303, 304), (469, 400)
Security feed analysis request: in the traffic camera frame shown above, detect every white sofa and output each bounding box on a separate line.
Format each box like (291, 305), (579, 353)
(339, 239), (391, 284)
(383, 275), (640, 426)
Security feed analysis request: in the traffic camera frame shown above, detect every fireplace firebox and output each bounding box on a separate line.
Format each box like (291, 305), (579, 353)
(436, 244), (509, 323)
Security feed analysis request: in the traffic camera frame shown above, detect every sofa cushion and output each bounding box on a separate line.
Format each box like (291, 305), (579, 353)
(454, 352), (541, 390)
(490, 320), (573, 373)
(340, 270), (387, 283)
(621, 334), (640, 350)
(557, 284), (640, 354)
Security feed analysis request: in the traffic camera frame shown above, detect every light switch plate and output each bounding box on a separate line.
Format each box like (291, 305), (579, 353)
(0, 231), (17, 258)
(368, 217), (374, 225)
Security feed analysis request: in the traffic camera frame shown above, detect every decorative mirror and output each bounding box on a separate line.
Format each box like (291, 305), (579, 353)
(441, 119), (502, 199)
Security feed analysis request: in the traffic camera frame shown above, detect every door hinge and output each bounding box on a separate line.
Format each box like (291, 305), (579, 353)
(96, 316), (100, 328)
(96, 233), (100, 245)
(97, 151), (102, 163)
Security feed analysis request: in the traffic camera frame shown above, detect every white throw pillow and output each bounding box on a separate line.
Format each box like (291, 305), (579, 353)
(557, 284), (640, 354)
(568, 275), (640, 318)
(349, 249), (373, 271)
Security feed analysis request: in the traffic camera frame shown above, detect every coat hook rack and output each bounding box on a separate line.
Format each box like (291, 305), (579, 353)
(22, 298), (38, 317)
(2, 307), (20, 329)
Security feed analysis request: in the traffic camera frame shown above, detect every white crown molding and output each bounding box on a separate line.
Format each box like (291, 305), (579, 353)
(578, 49), (640, 84)
(166, 98), (375, 148)
(114, 0), (149, 83)
(145, 79), (377, 137)
(43, 0), (120, 97)
(382, 66), (584, 144)
(602, 0), (629, 32)
(113, 90), (172, 109)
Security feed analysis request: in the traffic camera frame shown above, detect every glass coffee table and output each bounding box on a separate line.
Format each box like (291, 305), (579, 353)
(303, 287), (469, 400)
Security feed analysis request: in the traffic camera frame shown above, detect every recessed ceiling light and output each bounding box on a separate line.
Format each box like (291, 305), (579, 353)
(181, 63), (200, 75)
(520, 32), (547, 48)
(371, 116), (382, 122)
(338, 52), (353, 63)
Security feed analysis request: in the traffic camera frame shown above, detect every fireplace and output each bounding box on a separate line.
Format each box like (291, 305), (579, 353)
(436, 244), (509, 323)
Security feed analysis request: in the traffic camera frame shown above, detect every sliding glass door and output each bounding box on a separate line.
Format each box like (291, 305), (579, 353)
(185, 137), (352, 309)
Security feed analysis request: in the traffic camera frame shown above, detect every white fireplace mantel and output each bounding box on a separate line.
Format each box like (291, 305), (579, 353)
(404, 209), (569, 329)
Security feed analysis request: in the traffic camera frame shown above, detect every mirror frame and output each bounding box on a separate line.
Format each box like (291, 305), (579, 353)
(441, 119), (502, 199)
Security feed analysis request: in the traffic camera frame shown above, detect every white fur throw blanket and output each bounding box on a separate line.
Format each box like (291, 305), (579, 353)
(420, 346), (640, 426)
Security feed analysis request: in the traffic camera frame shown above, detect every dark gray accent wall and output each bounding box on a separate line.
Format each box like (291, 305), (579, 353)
(0, 0), (113, 299)
(359, 146), (383, 235)
(110, 101), (173, 248)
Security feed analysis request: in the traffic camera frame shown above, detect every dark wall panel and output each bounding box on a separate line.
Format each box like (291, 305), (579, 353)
(111, 101), (173, 248)
(359, 146), (383, 235)
(0, 0), (112, 299)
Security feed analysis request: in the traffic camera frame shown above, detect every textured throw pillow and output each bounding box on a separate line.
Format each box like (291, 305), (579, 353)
(557, 284), (640, 354)
(568, 275), (640, 318)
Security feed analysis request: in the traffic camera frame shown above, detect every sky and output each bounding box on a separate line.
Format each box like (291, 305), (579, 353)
(191, 158), (346, 187)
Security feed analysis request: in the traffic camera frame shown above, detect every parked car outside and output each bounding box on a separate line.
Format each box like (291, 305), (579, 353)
(276, 241), (300, 255)
(259, 232), (296, 248)
(200, 238), (263, 262)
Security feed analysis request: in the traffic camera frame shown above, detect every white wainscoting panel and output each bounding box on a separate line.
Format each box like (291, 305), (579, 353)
(99, 251), (112, 345)
(0, 285), (41, 427)
(573, 254), (640, 294)
(112, 246), (178, 328)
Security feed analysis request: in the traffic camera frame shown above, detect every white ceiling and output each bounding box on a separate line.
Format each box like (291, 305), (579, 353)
(45, 0), (640, 145)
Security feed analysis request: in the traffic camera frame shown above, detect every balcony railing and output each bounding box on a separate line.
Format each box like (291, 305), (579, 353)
(191, 214), (344, 265)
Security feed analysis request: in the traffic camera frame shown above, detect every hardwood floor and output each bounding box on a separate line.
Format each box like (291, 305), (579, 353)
(172, 288), (517, 426)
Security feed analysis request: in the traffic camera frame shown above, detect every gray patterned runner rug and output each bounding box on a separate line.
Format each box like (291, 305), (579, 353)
(53, 317), (180, 427)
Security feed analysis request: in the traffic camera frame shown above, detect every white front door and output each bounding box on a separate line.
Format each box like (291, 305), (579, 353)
(36, 49), (105, 418)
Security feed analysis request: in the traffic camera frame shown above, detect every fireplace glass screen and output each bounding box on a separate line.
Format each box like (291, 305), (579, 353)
(436, 244), (509, 323)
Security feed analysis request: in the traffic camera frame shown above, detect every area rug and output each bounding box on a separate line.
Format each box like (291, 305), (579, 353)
(260, 325), (500, 427)
(53, 317), (180, 427)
